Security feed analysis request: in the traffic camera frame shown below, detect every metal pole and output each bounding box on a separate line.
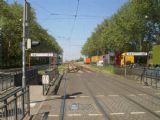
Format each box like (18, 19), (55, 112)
(22, 3), (26, 117)
(28, 51), (31, 69)
(0, 27), (2, 67)
(22, 0), (27, 89)
(22, 0), (28, 88)
(124, 55), (127, 77)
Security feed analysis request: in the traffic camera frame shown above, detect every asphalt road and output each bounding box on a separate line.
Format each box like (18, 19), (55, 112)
(33, 67), (160, 120)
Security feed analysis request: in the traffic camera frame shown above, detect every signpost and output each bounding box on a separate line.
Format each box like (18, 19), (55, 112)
(22, 0), (30, 89)
(124, 55), (126, 77)
(124, 52), (148, 77)
(22, 0), (31, 117)
(42, 74), (49, 95)
(30, 53), (57, 57)
(30, 52), (57, 69)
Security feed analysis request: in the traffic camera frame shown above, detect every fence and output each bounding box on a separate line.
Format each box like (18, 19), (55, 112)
(113, 66), (160, 88)
(0, 74), (14, 93)
(114, 67), (144, 76)
(0, 68), (38, 120)
(0, 68), (38, 92)
(14, 68), (38, 86)
(0, 86), (30, 120)
(141, 68), (160, 88)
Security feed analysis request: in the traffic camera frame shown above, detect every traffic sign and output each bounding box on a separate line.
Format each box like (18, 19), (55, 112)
(30, 53), (57, 57)
(42, 75), (49, 84)
(126, 52), (147, 56)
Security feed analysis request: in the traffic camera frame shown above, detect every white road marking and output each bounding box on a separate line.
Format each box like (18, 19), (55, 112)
(108, 95), (119, 97)
(128, 94), (136, 96)
(48, 115), (59, 117)
(130, 112), (145, 114)
(30, 103), (36, 107)
(67, 114), (81, 117)
(110, 113), (125, 115)
(80, 96), (89, 98)
(155, 111), (160, 113)
(88, 114), (102, 116)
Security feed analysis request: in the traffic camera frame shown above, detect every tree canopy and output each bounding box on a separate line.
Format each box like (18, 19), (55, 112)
(81, 0), (160, 56)
(0, 0), (63, 67)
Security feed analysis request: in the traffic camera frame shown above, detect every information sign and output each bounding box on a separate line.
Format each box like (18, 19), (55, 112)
(31, 53), (57, 57)
(42, 75), (49, 84)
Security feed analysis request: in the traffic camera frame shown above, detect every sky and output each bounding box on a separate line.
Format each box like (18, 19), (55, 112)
(7, 0), (128, 61)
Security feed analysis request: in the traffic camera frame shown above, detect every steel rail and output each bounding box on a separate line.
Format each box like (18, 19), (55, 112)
(81, 65), (160, 100)
(59, 71), (67, 120)
(84, 71), (160, 119)
(102, 72), (160, 100)
(79, 69), (110, 120)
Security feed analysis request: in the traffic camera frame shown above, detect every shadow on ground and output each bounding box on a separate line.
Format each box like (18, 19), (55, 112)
(29, 112), (49, 120)
(61, 92), (82, 99)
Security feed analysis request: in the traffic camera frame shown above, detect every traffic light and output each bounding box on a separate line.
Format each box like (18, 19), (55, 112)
(27, 39), (40, 49)
(31, 40), (40, 47)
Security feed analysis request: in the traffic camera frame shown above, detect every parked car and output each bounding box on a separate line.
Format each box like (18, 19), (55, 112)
(97, 60), (104, 66)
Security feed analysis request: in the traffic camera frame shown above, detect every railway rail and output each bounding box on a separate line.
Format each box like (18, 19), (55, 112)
(27, 62), (160, 120)
(81, 66), (160, 120)
(58, 63), (160, 120)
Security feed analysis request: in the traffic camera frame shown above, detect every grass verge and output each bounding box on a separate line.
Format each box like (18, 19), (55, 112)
(89, 65), (115, 74)
(58, 64), (66, 74)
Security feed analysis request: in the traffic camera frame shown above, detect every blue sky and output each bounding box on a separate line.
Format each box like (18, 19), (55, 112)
(8, 0), (128, 61)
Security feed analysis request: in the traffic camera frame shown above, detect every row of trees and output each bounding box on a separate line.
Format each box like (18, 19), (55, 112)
(0, 0), (63, 68)
(81, 0), (160, 57)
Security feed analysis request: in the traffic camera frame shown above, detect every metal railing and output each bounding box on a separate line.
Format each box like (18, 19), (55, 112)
(113, 66), (144, 76)
(113, 66), (160, 88)
(0, 68), (38, 93)
(141, 68), (160, 88)
(0, 86), (30, 120)
(14, 68), (38, 86)
(0, 74), (14, 93)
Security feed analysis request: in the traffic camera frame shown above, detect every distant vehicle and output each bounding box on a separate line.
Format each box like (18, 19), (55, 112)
(97, 60), (104, 66)
(91, 56), (103, 64)
(84, 57), (91, 64)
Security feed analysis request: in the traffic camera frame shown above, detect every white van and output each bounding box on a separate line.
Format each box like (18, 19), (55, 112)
(97, 60), (104, 66)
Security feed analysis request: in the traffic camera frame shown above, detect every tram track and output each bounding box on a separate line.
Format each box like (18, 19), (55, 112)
(100, 72), (160, 100)
(80, 74), (111, 120)
(54, 63), (160, 120)
(79, 64), (160, 100)
(81, 70), (160, 120)
(59, 69), (68, 120)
